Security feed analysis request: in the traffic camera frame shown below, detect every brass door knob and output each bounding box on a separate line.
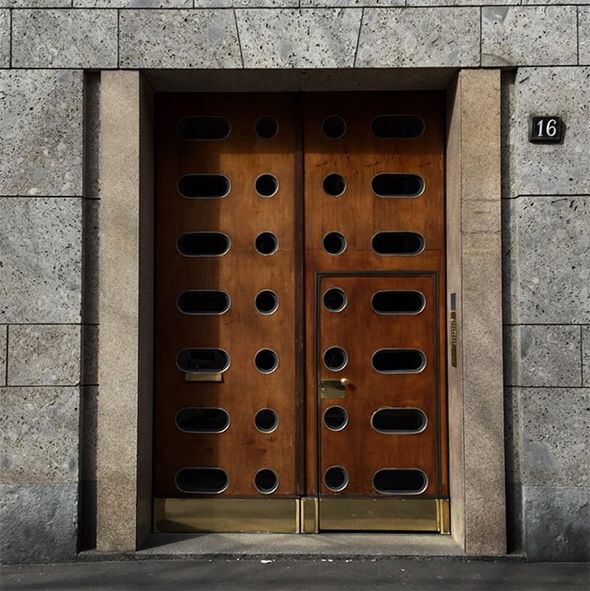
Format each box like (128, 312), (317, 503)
(340, 378), (350, 387)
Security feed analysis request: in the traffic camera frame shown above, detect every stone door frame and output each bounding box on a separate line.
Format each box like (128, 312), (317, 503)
(96, 68), (506, 555)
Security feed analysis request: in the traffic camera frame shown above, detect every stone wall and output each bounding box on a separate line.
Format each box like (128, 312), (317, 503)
(0, 2), (588, 563)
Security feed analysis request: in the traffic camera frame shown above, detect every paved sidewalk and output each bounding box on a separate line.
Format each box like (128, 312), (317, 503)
(1, 559), (588, 591)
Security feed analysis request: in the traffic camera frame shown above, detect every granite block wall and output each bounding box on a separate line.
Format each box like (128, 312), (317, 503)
(0, 2), (588, 564)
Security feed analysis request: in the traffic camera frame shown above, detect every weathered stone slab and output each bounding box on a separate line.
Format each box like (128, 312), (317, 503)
(0, 0), (69, 6)
(12, 10), (118, 68)
(7, 325), (81, 386)
(584, 325), (590, 387)
(523, 486), (590, 561)
(0, 198), (82, 324)
(0, 326), (6, 386)
(508, 196), (590, 325)
(580, 8), (590, 66)
(119, 9), (242, 68)
(198, 0), (296, 6)
(301, 0), (401, 6)
(356, 8), (479, 68)
(0, 484), (77, 563)
(521, 387), (589, 487)
(237, 9), (361, 68)
(512, 67), (590, 196)
(409, 0), (519, 4)
(0, 70), (83, 196)
(0, 387), (79, 484)
(482, 6), (577, 67)
(0, 10), (9, 67)
(75, 0), (189, 6)
(505, 325), (582, 387)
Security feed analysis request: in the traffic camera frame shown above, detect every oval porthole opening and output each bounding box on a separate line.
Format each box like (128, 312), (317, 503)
(323, 346), (348, 372)
(323, 406), (349, 432)
(371, 174), (424, 198)
(254, 408), (279, 433)
(322, 173), (346, 197)
(371, 349), (426, 374)
(254, 349), (279, 374)
(373, 469), (428, 495)
(323, 232), (347, 255)
(254, 468), (279, 494)
(371, 115), (425, 139)
(256, 116), (279, 139)
(255, 174), (279, 198)
(322, 116), (347, 139)
(178, 174), (231, 199)
(177, 348), (230, 374)
(176, 408), (230, 434)
(322, 288), (347, 313)
(176, 468), (229, 494)
(324, 466), (349, 492)
(177, 232), (231, 257)
(255, 290), (279, 315)
(371, 290), (425, 315)
(178, 116), (231, 141)
(255, 232), (279, 255)
(371, 408), (428, 434)
(177, 290), (230, 315)
(371, 232), (425, 256)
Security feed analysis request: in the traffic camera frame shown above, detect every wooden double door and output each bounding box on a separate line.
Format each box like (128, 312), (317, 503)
(153, 92), (449, 533)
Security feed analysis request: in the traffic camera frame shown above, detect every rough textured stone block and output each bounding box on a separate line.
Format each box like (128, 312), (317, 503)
(0, 484), (77, 564)
(119, 10), (242, 68)
(523, 486), (590, 561)
(0, 0), (69, 5)
(584, 326), (590, 388)
(0, 198), (82, 324)
(0, 10), (9, 67)
(75, 0), (189, 6)
(482, 6), (577, 67)
(7, 325), (81, 386)
(301, 0), (401, 6)
(505, 325), (582, 387)
(508, 197), (590, 325)
(512, 67), (590, 196)
(237, 9), (361, 68)
(356, 8), (479, 68)
(12, 10), (118, 68)
(0, 387), (79, 484)
(0, 326), (6, 385)
(198, 0), (297, 6)
(521, 387), (589, 487)
(581, 8), (590, 66)
(409, 0), (519, 4)
(0, 70), (83, 196)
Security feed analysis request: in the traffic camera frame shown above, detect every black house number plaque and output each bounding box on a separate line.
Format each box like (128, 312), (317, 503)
(529, 116), (564, 143)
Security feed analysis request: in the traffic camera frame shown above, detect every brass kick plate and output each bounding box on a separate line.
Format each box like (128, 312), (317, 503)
(319, 379), (347, 399)
(185, 372), (223, 382)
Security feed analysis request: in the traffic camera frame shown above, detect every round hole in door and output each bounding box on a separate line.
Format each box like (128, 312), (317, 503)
(254, 349), (279, 374)
(255, 174), (279, 198)
(176, 408), (230, 433)
(371, 349), (426, 374)
(256, 116), (279, 139)
(255, 232), (279, 255)
(322, 288), (347, 313)
(254, 468), (279, 494)
(323, 346), (348, 372)
(323, 232), (347, 255)
(254, 408), (279, 433)
(322, 116), (347, 139)
(255, 290), (279, 315)
(177, 290), (230, 315)
(324, 466), (349, 492)
(322, 173), (346, 197)
(372, 469), (428, 495)
(175, 468), (229, 494)
(323, 406), (348, 431)
(371, 408), (427, 434)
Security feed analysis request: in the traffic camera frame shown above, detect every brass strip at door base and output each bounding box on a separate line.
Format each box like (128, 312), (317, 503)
(154, 498), (450, 534)
(154, 498), (300, 533)
(319, 498), (450, 533)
